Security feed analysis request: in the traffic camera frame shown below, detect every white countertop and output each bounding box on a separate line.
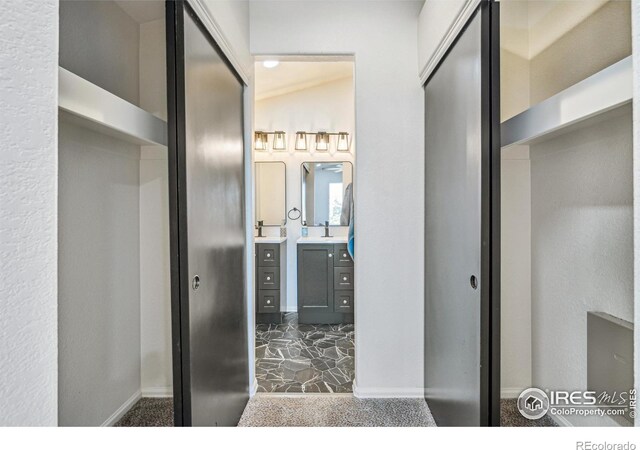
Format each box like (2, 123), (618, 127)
(297, 236), (348, 244)
(254, 236), (287, 244)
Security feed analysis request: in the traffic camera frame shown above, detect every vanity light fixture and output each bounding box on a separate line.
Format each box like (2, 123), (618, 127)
(315, 132), (330, 152)
(295, 131), (308, 151)
(254, 130), (352, 153)
(254, 131), (268, 151)
(272, 131), (287, 151)
(336, 132), (350, 152)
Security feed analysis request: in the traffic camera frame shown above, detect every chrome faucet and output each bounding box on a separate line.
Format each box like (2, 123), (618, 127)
(323, 221), (332, 238)
(256, 220), (264, 237)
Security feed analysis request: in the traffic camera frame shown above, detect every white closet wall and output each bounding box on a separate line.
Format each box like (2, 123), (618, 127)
(500, 0), (634, 426)
(58, 0), (170, 425)
(528, 1), (632, 427)
(500, 19), (533, 395)
(139, 18), (172, 397)
(58, 0), (143, 426)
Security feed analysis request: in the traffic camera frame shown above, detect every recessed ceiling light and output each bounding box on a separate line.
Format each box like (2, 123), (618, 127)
(263, 60), (279, 69)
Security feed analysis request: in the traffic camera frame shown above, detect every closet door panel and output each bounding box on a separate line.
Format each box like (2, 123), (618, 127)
(424, 2), (500, 427)
(168, 1), (248, 427)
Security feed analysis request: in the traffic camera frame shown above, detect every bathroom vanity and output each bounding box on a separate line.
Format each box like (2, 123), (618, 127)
(297, 237), (354, 324)
(255, 237), (287, 324)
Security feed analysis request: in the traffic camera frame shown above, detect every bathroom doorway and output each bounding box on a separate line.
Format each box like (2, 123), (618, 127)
(252, 57), (356, 394)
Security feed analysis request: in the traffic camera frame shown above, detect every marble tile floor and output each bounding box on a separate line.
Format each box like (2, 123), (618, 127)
(255, 313), (354, 394)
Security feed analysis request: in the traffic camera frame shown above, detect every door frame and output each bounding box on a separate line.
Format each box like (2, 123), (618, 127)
(423, 0), (501, 426)
(166, 0), (248, 427)
(480, 0), (501, 427)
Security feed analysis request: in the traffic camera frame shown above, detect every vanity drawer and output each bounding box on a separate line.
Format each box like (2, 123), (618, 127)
(257, 244), (279, 267)
(334, 291), (354, 313)
(258, 267), (280, 290)
(334, 244), (353, 267)
(334, 267), (354, 290)
(258, 290), (280, 313)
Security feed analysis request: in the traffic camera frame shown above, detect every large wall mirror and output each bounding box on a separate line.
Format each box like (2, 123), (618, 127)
(255, 162), (286, 226)
(301, 161), (353, 227)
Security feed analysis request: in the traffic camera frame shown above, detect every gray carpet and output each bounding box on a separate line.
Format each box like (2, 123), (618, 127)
(238, 395), (436, 427)
(499, 398), (558, 427)
(114, 398), (173, 427)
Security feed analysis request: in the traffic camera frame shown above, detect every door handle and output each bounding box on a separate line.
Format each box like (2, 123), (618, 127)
(192, 275), (201, 290)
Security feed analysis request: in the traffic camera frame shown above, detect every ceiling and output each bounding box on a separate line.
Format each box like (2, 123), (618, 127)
(115, 0), (164, 24)
(254, 61), (354, 101)
(501, 0), (609, 59)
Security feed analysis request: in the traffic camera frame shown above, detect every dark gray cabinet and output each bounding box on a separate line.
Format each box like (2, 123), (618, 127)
(256, 241), (286, 323)
(297, 243), (354, 324)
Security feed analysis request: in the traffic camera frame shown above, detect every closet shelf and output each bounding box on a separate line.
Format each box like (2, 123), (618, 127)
(501, 56), (632, 148)
(58, 67), (168, 147)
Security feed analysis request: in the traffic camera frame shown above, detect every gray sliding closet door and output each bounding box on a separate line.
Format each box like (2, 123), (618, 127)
(424, 2), (500, 427)
(167, 1), (248, 427)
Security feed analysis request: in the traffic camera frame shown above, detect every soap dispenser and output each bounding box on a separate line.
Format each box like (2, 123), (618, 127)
(301, 220), (308, 237)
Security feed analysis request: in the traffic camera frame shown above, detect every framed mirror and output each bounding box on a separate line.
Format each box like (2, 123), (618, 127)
(301, 161), (353, 227)
(255, 162), (286, 226)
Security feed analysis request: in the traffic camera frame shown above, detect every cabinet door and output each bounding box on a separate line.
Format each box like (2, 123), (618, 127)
(297, 245), (333, 312)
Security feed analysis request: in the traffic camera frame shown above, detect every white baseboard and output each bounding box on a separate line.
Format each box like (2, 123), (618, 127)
(353, 381), (423, 398)
(141, 386), (173, 398)
(500, 387), (526, 399)
(101, 390), (141, 427)
(250, 378), (258, 397)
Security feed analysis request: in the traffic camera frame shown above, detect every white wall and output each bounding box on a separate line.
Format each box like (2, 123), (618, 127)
(499, 14), (533, 396)
(530, 115), (633, 427)
(633, 0), (640, 427)
(251, 0), (425, 396)
(254, 76), (355, 312)
(0, 0), (58, 426)
(58, 1), (144, 425)
(58, 122), (142, 426)
(139, 18), (172, 397)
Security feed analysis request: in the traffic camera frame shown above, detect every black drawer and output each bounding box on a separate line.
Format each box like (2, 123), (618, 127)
(258, 267), (280, 290)
(334, 267), (354, 290)
(334, 244), (353, 267)
(258, 290), (280, 313)
(257, 243), (279, 267)
(334, 291), (354, 313)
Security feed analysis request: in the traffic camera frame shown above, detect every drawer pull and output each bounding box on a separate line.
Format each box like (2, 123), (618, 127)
(266, 253), (271, 258)
(343, 276), (347, 281)
(266, 300), (271, 304)
(343, 299), (348, 304)
(329, 253), (333, 257)
(266, 276), (271, 281)
(343, 253), (347, 258)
